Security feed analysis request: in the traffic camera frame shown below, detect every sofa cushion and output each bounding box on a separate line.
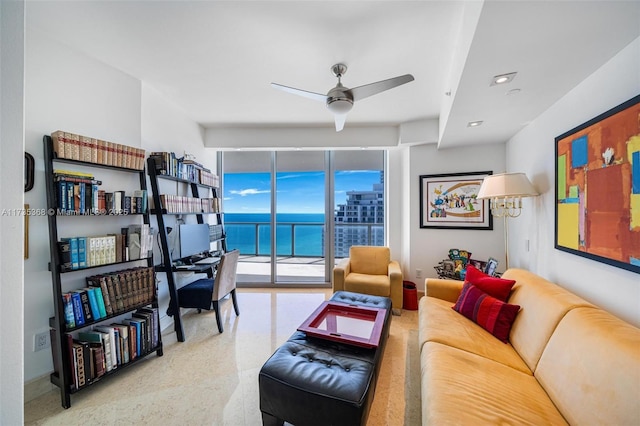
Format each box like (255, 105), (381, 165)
(535, 307), (640, 425)
(452, 282), (521, 343)
(465, 264), (516, 301)
(349, 246), (390, 275)
(421, 341), (568, 425)
(344, 273), (390, 297)
(418, 296), (531, 374)
(502, 269), (594, 372)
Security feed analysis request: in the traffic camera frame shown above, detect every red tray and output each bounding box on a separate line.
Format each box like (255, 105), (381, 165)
(297, 301), (386, 348)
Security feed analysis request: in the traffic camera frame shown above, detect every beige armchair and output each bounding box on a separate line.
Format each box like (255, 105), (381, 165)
(332, 246), (403, 314)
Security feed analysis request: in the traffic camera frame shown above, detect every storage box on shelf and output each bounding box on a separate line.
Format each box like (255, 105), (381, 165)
(44, 134), (163, 409)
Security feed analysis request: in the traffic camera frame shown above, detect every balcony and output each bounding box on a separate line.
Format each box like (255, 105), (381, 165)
(225, 220), (384, 284)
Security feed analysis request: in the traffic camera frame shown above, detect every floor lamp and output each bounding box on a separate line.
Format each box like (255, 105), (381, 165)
(477, 173), (538, 270)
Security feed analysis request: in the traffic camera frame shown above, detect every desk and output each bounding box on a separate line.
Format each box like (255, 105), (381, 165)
(156, 257), (220, 278)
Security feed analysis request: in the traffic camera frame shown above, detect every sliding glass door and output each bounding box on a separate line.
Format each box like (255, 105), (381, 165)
(221, 149), (385, 286)
(274, 151), (326, 283)
(222, 151), (272, 283)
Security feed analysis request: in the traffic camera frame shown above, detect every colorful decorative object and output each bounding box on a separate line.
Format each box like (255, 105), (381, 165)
(419, 171), (493, 229)
(555, 94), (640, 274)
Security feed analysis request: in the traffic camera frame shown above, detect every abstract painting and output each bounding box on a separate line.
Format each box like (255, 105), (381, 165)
(555, 94), (640, 274)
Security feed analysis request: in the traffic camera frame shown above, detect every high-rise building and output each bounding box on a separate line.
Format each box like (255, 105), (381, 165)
(334, 172), (384, 257)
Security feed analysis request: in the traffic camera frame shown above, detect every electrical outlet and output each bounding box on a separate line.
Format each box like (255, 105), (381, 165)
(34, 331), (50, 352)
(416, 268), (423, 279)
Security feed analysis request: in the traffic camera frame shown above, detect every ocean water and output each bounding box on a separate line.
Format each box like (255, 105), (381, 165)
(224, 213), (325, 256)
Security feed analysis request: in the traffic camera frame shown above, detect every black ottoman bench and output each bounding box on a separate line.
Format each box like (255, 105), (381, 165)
(259, 291), (392, 426)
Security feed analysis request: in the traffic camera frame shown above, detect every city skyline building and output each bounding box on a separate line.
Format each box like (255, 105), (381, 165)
(334, 171), (385, 257)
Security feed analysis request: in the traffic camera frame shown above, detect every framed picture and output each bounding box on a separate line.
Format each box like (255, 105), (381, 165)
(469, 259), (487, 272)
(485, 257), (498, 276)
(555, 94), (640, 274)
(419, 171), (493, 229)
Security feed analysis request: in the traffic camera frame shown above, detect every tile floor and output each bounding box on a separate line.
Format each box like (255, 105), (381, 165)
(24, 288), (419, 425)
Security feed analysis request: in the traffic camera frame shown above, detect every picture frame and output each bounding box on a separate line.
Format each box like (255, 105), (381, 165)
(469, 259), (487, 272)
(555, 94), (640, 274)
(419, 171), (493, 229)
(485, 257), (498, 276)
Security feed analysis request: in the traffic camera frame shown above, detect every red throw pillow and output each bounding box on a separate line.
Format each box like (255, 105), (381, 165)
(452, 282), (521, 343)
(465, 264), (516, 302)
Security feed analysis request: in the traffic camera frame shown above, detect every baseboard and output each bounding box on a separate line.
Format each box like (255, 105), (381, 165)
(24, 374), (56, 403)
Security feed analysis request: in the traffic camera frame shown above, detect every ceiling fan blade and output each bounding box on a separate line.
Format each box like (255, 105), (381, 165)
(350, 74), (414, 101)
(334, 114), (347, 132)
(271, 83), (327, 103)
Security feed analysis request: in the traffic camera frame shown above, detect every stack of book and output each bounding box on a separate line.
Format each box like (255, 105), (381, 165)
(209, 224), (224, 242)
(154, 195), (221, 214)
(54, 170), (147, 215)
(51, 130), (146, 171)
(148, 152), (219, 186)
(60, 266), (155, 329)
(51, 307), (159, 390)
(58, 225), (152, 271)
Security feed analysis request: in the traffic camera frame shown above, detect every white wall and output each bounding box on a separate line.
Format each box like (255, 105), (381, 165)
(141, 83), (215, 332)
(23, 30), (214, 387)
(408, 142), (507, 286)
(1, 1), (25, 423)
(23, 29), (142, 383)
(507, 36), (640, 327)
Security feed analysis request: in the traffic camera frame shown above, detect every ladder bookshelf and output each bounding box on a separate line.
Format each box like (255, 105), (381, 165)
(146, 155), (226, 342)
(43, 135), (163, 408)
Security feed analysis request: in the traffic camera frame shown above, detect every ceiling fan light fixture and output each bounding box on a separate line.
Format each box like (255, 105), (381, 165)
(326, 98), (353, 115)
(490, 72), (517, 86)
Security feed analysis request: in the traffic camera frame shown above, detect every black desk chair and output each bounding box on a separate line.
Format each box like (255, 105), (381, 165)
(176, 249), (240, 333)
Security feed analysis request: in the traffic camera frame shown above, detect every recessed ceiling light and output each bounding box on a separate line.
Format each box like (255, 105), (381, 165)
(507, 88), (521, 95)
(490, 72), (517, 86)
(468, 121), (483, 127)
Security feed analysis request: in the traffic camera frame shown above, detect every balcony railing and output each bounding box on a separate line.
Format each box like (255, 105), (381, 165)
(224, 221), (384, 258)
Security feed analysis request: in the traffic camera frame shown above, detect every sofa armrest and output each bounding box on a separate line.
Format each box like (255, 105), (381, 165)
(332, 258), (351, 292)
(388, 260), (403, 310)
(425, 278), (464, 303)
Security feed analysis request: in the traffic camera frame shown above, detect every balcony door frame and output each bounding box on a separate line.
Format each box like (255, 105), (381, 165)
(218, 150), (385, 288)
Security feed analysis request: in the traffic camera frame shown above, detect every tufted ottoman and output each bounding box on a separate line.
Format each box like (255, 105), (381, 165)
(259, 291), (392, 426)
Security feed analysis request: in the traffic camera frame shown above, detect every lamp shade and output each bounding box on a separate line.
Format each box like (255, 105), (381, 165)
(477, 173), (538, 199)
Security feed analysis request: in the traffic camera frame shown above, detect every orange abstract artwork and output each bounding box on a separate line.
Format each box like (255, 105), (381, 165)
(555, 94), (640, 274)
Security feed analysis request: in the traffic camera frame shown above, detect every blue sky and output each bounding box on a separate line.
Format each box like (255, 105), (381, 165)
(223, 170), (381, 213)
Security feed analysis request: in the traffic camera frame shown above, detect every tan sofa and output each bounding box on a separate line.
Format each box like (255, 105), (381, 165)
(418, 268), (640, 425)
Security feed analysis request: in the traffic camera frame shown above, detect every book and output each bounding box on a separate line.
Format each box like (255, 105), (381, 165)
(51, 130), (67, 159)
(90, 275), (113, 316)
(70, 291), (85, 327)
(135, 307), (159, 349)
(62, 293), (75, 329)
(124, 318), (143, 357)
(72, 340), (91, 387)
(132, 189), (147, 214)
(89, 343), (106, 378)
(94, 326), (117, 370)
(91, 286), (107, 318)
(77, 290), (94, 323)
(77, 237), (87, 269)
(57, 240), (72, 272)
(111, 274), (126, 312)
(64, 238), (79, 270)
(114, 190), (125, 214)
(111, 323), (129, 364)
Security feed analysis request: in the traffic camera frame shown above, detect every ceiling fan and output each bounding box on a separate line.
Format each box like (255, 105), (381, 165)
(271, 64), (414, 132)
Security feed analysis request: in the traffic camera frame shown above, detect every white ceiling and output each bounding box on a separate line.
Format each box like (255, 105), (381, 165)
(26, 1), (640, 148)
